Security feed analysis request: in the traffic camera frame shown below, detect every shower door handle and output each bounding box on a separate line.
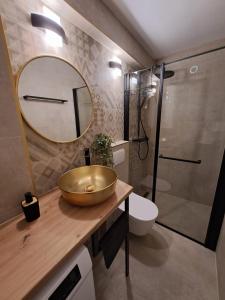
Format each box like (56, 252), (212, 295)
(159, 154), (201, 164)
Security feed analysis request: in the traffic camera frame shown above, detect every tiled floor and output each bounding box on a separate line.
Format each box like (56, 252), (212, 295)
(93, 224), (218, 300)
(153, 192), (212, 242)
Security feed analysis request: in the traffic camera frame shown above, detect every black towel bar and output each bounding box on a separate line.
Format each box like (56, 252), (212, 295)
(159, 154), (201, 164)
(23, 95), (68, 104)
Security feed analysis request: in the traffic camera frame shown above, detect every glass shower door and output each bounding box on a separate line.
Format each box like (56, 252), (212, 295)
(155, 50), (225, 243)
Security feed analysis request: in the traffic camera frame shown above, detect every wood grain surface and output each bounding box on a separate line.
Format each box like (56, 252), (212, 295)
(0, 180), (133, 300)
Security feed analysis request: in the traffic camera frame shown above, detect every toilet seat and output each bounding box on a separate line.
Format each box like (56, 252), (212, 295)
(119, 192), (158, 221)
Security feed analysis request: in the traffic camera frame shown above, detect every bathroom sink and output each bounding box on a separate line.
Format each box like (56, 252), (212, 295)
(58, 165), (117, 206)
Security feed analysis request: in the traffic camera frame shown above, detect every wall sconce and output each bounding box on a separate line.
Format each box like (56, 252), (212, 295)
(109, 57), (122, 77)
(31, 7), (68, 47)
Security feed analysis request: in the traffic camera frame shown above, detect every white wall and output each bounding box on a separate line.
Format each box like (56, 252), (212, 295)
(64, 0), (153, 66)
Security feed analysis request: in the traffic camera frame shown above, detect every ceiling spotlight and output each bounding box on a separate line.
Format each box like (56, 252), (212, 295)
(190, 65), (199, 74)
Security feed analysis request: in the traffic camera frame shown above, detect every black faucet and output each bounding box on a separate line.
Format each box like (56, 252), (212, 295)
(84, 148), (91, 166)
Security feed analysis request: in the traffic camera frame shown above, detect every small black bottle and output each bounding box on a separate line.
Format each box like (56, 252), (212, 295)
(21, 192), (40, 222)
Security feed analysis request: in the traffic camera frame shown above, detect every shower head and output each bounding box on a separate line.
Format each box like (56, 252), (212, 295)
(153, 70), (175, 79)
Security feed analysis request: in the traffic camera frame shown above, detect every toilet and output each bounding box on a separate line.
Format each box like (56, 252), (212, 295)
(119, 192), (158, 236)
(112, 141), (159, 236)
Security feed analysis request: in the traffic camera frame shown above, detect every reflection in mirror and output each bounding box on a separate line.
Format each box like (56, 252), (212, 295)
(17, 56), (93, 143)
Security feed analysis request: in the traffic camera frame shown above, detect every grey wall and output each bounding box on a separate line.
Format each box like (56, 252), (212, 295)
(0, 18), (33, 223)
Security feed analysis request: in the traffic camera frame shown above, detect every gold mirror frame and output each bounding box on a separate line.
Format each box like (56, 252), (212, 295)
(16, 55), (94, 143)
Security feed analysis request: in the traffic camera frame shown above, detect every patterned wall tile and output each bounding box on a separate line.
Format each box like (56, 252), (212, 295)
(0, 0), (132, 194)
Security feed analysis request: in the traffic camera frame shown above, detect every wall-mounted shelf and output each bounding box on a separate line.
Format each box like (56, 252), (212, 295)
(23, 95), (68, 104)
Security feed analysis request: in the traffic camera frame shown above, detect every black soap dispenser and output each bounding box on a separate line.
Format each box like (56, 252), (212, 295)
(21, 192), (40, 222)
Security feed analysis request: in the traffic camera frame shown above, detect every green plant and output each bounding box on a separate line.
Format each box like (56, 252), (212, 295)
(91, 133), (113, 167)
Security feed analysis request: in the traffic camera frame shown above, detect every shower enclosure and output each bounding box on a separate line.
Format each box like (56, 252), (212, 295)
(124, 46), (225, 248)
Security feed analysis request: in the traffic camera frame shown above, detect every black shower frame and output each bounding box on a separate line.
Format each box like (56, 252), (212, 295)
(124, 45), (225, 250)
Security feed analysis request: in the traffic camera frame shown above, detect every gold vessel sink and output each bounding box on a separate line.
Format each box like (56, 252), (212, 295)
(58, 165), (117, 206)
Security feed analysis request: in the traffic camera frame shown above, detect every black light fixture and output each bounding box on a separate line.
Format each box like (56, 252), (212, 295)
(109, 58), (122, 77)
(109, 61), (122, 69)
(31, 13), (68, 44)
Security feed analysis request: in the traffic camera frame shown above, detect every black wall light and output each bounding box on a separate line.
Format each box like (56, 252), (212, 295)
(31, 13), (68, 44)
(109, 61), (122, 70)
(109, 60), (122, 77)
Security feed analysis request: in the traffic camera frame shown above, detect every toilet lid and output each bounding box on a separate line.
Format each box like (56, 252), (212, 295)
(119, 192), (158, 221)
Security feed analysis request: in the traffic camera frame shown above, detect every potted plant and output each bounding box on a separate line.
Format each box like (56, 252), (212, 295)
(91, 133), (113, 167)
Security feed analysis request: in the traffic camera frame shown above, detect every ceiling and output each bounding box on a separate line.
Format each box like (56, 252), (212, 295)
(42, 0), (140, 67)
(103, 0), (225, 59)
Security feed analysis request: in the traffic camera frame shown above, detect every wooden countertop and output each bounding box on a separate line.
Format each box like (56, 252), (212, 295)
(0, 180), (133, 300)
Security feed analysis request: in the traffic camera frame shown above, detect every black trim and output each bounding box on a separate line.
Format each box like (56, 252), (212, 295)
(84, 148), (91, 166)
(165, 45), (225, 66)
(31, 13), (68, 43)
(132, 137), (148, 143)
(134, 46), (225, 74)
(72, 89), (81, 137)
(23, 95), (67, 103)
(125, 197), (129, 277)
(152, 64), (165, 203)
(75, 85), (87, 90)
(205, 149), (225, 250)
(137, 72), (141, 137)
(156, 221), (205, 246)
(124, 73), (130, 141)
(109, 61), (122, 69)
(124, 46), (225, 249)
(159, 154), (201, 164)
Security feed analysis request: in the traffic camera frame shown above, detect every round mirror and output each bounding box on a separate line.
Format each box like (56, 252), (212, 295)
(17, 56), (93, 143)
